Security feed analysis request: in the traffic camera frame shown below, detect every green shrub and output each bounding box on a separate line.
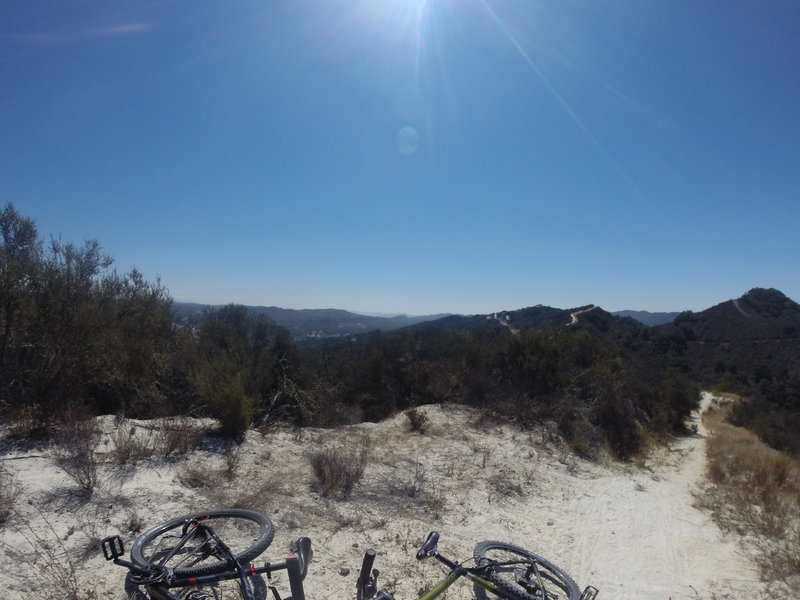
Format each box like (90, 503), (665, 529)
(212, 380), (253, 437)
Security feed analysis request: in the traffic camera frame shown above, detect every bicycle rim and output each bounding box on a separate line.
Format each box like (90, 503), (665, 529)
(130, 509), (275, 578)
(473, 541), (580, 600)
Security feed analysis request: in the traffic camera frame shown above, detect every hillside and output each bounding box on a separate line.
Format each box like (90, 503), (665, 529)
(172, 302), (682, 339)
(649, 288), (800, 390)
(640, 288), (800, 457)
(0, 397), (787, 599)
(661, 288), (800, 343)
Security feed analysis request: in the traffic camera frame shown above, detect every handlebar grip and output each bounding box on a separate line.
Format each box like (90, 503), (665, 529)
(295, 537), (313, 580)
(416, 532), (439, 560)
(358, 549), (376, 586)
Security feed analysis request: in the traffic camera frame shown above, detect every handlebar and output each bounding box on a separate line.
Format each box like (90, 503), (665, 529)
(357, 532), (445, 600)
(416, 531), (439, 560)
(284, 537), (313, 600)
(357, 549), (378, 600)
(294, 537), (313, 580)
(358, 549), (376, 588)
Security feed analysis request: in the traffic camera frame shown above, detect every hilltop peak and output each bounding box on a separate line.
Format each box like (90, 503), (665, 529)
(738, 288), (800, 318)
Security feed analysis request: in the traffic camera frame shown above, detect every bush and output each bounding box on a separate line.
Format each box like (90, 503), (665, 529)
(159, 417), (202, 457)
(55, 407), (100, 494)
(309, 442), (369, 498)
(110, 419), (157, 464)
(213, 382), (254, 437)
(178, 462), (216, 489)
(405, 407), (429, 433)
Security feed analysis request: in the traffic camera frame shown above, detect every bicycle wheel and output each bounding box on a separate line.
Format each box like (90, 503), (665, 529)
(130, 509), (275, 578)
(473, 541), (580, 600)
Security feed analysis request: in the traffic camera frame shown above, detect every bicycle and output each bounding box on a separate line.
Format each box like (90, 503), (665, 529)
(101, 508), (598, 600)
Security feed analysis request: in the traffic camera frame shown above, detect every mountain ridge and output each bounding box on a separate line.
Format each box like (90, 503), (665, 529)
(171, 302), (451, 339)
(172, 288), (797, 340)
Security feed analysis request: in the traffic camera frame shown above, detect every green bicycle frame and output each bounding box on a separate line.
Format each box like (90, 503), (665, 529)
(417, 567), (503, 600)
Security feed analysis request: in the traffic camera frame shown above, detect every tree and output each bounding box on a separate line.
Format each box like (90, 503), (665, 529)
(0, 204), (42, 407)
(192, 305), (307, 435)
(0, 203), (175, 432)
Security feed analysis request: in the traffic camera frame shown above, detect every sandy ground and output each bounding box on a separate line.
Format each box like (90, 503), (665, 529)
(0, 393), (777, 599)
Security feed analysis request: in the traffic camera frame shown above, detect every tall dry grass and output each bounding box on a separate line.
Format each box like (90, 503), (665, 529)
(55, 407), (101, 494)
(699, 400), (800, 581)
(0, 465), (19, 526)
(309, 439), (370, 498)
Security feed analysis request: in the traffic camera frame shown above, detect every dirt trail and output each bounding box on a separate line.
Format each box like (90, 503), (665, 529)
(567, 306), (597, 326)
(560, 393), (762, 599)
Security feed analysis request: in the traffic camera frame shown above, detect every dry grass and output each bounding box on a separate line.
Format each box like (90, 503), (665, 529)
(404, 407), (429, 433)
(0, 465), (20, 526)
(309, 439), (370, 498)
(108, 415), (203, 465)
(2, 502), (97, 600)
(177, 461), (216, 489)
(158, 416), (202, 457)
(698, 401), (800, 580)
(109, 418), (156, 465)
(222, 444), (242, 481)
(55, 409), (101, 494)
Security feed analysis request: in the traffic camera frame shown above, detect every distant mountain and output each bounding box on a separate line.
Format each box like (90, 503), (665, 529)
(404, 304), (649, 338)
(405, 304), (580, 334)
(173, 288), (799, 344)
(649, 288), (800, 456)
(171, 302), (679, 339)
(171, 302), (450, 339)
(650, 288), (800, 390)
(613, 310), (680, 326)
(661, 287), (800, 343)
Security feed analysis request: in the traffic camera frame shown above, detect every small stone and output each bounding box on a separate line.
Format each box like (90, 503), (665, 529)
(339, 567), (350, 577)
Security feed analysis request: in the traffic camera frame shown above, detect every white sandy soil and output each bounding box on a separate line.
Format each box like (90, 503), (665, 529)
(0, 393), (782, 599)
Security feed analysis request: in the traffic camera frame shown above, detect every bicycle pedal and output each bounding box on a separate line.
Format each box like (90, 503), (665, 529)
(101, 535), (125, 561)
(579, 585), (599, 600)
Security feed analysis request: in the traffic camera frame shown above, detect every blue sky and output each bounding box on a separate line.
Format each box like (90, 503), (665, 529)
(2, 0), (798, 315)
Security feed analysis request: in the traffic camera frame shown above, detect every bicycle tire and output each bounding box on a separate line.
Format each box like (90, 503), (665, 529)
(130, 509), (275, 578)
(473, 541), (580, 600)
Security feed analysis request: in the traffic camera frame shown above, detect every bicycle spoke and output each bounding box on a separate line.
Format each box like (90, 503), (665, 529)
(474, 541), (580, 600)
(131, 510), (275, 578)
